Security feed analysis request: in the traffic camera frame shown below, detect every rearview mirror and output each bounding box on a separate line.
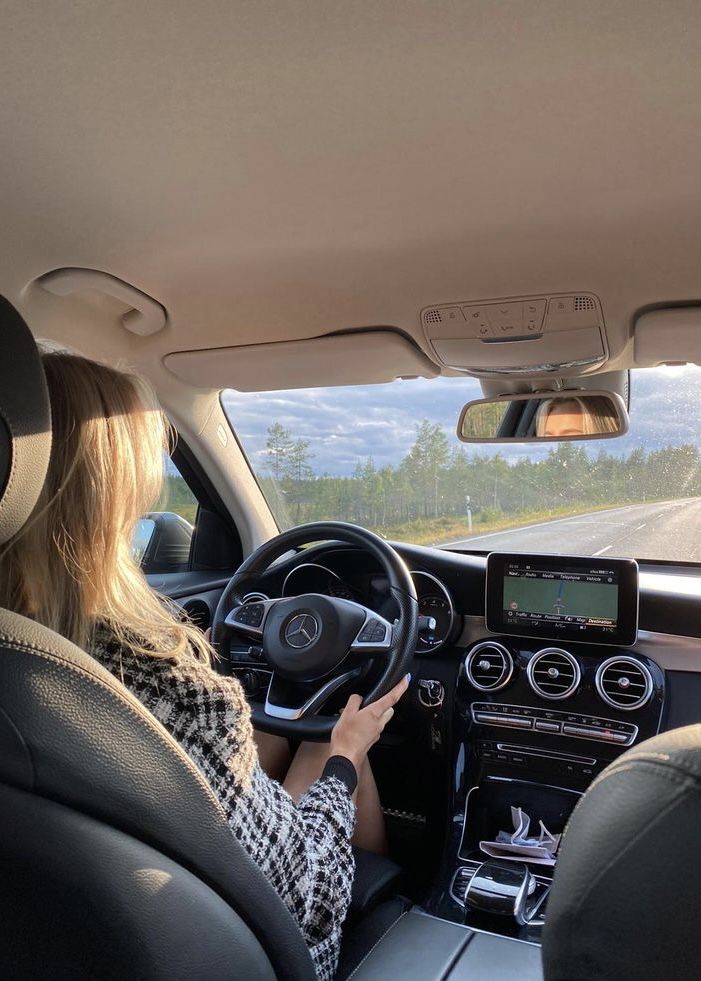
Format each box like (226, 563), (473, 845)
(457, 391), (629, 443)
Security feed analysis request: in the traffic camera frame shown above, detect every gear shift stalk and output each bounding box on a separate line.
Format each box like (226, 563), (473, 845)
(464, 859), (535, 922)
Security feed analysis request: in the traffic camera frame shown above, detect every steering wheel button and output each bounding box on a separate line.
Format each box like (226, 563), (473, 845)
(357, 618), (380, 642)
(247, 605), (264, 626)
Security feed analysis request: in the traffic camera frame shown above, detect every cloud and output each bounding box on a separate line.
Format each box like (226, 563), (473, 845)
(220, 366), (701, 477)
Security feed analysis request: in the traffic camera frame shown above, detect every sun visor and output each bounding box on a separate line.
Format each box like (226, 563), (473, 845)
(163, 330), (439, 391)
(634, 307), (701, 366)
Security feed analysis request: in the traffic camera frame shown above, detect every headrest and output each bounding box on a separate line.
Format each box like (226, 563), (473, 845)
(543, 725), (701, 980)
(0, 297), (52, 545)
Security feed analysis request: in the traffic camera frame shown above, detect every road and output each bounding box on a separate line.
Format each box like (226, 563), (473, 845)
(443, 498), (701, 561)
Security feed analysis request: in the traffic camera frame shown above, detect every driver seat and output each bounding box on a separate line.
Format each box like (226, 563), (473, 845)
(0, 298), (392, 979)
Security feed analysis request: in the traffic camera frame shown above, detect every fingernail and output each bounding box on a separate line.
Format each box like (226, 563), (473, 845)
(406, 673), (412, 682)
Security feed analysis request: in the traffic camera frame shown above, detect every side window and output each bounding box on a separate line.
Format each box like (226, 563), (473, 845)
(136, 459), (199, 573)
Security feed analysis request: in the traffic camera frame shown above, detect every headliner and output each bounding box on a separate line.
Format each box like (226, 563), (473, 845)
(1, 0), (701, 383)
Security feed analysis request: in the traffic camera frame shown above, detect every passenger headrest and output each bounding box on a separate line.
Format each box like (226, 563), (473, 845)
(0, 297), (52, 545)
(543, 724), (701, 980)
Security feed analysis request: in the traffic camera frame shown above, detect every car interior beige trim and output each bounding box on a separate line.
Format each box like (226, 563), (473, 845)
(1, 0), (701, 390)
(164, 330), (439, 391)
(634, 308), (701, 367)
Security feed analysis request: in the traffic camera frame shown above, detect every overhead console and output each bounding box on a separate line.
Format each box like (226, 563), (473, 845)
(421, 293), (608, 377)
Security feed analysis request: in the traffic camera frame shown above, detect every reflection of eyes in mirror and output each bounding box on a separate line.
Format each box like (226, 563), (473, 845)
(457, 391), (627, 442)
(535, 396), (620, 437)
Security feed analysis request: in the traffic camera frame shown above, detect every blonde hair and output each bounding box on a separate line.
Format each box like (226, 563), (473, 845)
(0, 352), (210, 662)
(535, 395), (620, 437)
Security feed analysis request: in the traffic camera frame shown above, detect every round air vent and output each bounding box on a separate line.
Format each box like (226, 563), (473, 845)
(527, 648), (581, 700)
(596, 657), (653, 711)
(465, 641), (514, 692)
(180, 599), (211, 632)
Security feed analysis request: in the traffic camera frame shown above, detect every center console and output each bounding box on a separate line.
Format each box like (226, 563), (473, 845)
(425, 552), (665, 944)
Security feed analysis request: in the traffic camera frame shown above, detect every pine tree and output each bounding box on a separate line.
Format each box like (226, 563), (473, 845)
(265, 422), (293, 481)
(286, 438), (314, 482)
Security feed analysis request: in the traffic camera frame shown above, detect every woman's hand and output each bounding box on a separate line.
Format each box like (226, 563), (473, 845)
(330, 674), (411, 771)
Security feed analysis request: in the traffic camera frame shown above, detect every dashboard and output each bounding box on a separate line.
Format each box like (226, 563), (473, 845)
(212, 539), (701, 943)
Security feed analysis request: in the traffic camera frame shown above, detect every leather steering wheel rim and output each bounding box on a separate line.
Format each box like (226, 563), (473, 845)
(211, 521), (419, 739)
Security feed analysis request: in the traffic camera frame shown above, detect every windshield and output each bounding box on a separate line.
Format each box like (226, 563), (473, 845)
(222, 366), (701, 563)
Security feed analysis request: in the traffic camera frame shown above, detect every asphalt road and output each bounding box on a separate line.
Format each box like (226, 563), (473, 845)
(444, 498), (701, 562)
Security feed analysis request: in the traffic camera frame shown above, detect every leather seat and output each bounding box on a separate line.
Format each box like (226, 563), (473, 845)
(0, 298), (400, 979)
(543, 724), (701, 980)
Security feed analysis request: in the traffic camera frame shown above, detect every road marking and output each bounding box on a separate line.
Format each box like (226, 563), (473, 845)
(440, 501), (679, 547)
(636, 523), (647, 530)
(593, 544), (613, 555)
(441, 497), (701, 549)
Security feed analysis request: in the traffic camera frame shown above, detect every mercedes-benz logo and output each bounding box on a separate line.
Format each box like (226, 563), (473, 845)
(284, 613), (319, 649)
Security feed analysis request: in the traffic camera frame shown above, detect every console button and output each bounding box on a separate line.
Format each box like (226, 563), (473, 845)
(535, 720), (561, 733)
(474, 712), (532, 729)
(563, 724), (629, 743)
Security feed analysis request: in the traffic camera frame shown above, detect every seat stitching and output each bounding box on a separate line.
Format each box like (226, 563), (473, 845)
(345, 911), (408, 980)
(0, 638), (229, 823)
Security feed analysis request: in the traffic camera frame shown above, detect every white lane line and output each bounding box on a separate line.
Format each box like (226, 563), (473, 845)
(593, 544), (613, 555)
(636, 523), (647, 530)
(440, 501), (675, 548)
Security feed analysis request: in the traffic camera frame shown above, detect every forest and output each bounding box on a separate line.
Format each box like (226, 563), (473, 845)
(256, 420), (701, 544)
(160, 419), (701, 546)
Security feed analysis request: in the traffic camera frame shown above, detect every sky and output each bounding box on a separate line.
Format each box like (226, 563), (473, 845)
(221, 366), (701, 478)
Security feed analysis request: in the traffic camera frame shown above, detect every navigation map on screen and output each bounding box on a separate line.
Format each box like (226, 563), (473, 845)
(503, 561), (618, 635)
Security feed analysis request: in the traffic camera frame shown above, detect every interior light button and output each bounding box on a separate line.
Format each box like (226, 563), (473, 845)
(524, 298), (547, 332)
(486, 302), (524, 334)
(462, 305), (494, 338)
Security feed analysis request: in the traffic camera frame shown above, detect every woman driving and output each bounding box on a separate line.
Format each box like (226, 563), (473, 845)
(0, 351), (409, 981)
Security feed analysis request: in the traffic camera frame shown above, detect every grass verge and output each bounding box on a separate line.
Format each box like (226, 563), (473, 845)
(373, 501), (650, 548)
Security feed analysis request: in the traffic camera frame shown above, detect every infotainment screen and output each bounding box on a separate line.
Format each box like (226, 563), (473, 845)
(485, 553), (639, 646)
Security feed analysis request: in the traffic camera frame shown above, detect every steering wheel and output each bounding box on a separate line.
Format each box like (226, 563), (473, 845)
(211, 522), (419, 739)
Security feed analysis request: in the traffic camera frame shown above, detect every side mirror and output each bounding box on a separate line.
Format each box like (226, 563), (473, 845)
(457, 391), (629, 443)
(132, 517), (156, 563)
(133, 512), (194, 573)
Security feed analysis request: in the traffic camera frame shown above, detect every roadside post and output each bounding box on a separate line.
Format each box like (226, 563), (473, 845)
(465, 495), (473, 533)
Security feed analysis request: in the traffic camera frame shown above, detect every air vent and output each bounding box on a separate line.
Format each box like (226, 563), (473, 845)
(465, 642), (514, 692)
(180, 599), (211, 632)
(596, 657), (653, 711)
(573, 295), (596, 311)
(527, 648), (581, 700)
